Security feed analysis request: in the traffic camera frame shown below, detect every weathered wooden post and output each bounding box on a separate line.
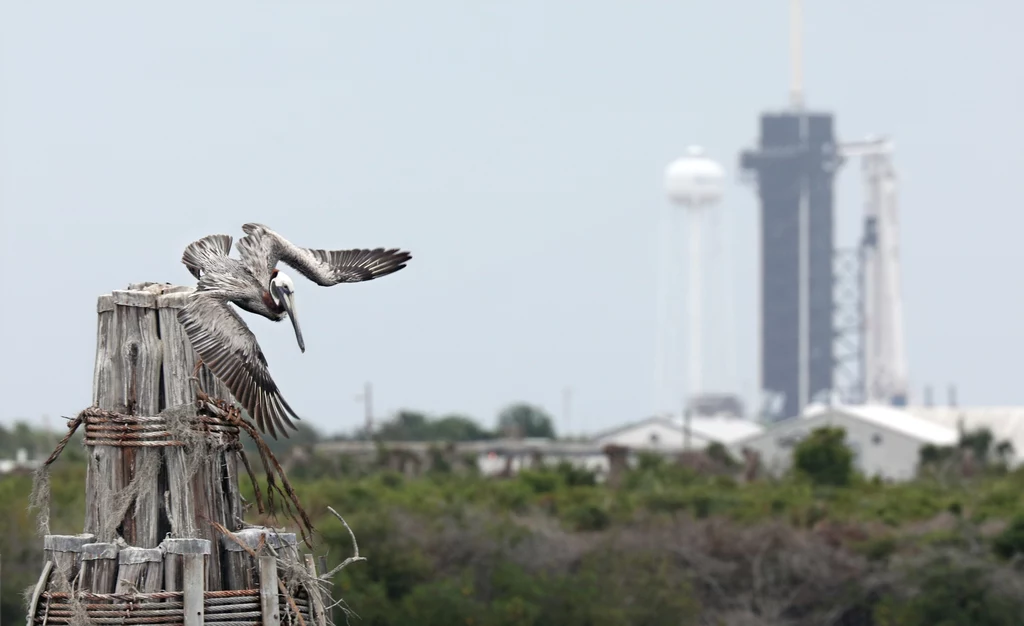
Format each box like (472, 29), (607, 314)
(182, 552), (206, 626)
(115, 547), (164, 594)
(42, 534), (95, 586)
(85, 282), (238, 589)
(26, 283), (328, 626)
(222, 528), (268, 591)
(259, 555), (281, 626)
(77, 542), (119, 595)
(163, 538), (210, 593)
(603, 444), (630, 488)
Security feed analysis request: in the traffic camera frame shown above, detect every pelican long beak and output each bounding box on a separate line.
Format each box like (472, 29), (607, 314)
(280, 293), (305, 353)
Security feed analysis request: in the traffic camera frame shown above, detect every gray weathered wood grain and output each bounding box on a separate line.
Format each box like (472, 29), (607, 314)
(25, 561), (52, 626)
(258, 555), (280, 626)
(316, 555), (331, 626)
(182, 553), (205, 626)
(43, 534), (96, 586)
(222, 528), (268, 591)
(84, 285), (242, 587)
(112, 289), (158, 309)
(86, 286), (132, 542)
(163, 538), (210, 593)
(115, 547), (164, 594)
(78, 542), (120, 595)
(266, 532), (299, 567)
(158, 286), (237, 590)
(118, 296), (163, 548)
(304, 554), (327, 626)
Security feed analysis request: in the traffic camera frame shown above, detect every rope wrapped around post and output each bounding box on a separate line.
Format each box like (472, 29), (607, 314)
(81, 409), (241, 448)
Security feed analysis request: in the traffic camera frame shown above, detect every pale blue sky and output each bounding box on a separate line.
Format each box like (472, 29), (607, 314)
(1, 2), (1021, 436)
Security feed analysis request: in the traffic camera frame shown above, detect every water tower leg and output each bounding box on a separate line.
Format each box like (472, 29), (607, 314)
(688, 207), (703, 408)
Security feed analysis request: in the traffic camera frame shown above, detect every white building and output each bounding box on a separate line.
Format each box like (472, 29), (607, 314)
(907, 406), (1024, 467)
(592, 415), (764, 453)
(0, 448), (39, 475)
(730, 404), (958, 481)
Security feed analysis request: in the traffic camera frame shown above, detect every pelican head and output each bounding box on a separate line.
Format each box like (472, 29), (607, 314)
(270, 270), (305, 353)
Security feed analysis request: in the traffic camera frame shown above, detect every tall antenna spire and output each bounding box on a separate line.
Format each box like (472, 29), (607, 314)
(789, 0), (804, 109)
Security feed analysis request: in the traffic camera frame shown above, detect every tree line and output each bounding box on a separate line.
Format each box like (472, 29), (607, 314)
(0, 401), (558, 462)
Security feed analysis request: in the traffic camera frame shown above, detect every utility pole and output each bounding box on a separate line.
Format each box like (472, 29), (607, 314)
(561, 386), (572, 440)
(683, 399), (692, 452)
(354, 382), (373, 438)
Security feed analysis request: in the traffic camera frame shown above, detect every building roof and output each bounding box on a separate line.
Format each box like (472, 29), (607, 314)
(592, 414), (764, 446)
(803, 404), (958, 446)
(590, 416), (676, 441)
(731, 404), (960, 448)
(682, 415), (765, 444)
(906, 406), (1024, 462)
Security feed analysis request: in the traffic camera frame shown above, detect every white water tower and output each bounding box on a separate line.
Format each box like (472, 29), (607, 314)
(657, 146), (725, 419)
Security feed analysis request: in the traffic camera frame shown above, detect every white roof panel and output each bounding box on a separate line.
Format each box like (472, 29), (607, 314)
(803, 404), (958, 446)
(592, 415), (763, 447)
(679, 416), (765, 444)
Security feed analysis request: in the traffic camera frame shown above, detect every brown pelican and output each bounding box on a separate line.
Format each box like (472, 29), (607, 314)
(178, 223), (411, 439)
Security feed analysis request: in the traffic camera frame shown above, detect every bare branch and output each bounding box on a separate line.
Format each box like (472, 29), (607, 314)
(322, 507), (366, 579)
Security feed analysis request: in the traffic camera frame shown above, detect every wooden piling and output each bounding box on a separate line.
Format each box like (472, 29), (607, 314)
(304, 554), (327, 626)
(163, 538), (211, 593)
(78, 542), (119, 595)
(603, 444), (630, 489)
(26, 562), (52, 626)
(266, 531), (299, 566)
(182, 553), (205, 626)
(115, 547), (164, 594)
(43, 534), (96, 586)
(317, 555), (331, 626)
(222, 528), (269, 591)
(85, 283), (239, 588)
(258, 555), (281, 626)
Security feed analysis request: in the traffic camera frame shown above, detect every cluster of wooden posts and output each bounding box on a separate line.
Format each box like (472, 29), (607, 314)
(29, 531), (321, 626)
(25, 283), (330, 626)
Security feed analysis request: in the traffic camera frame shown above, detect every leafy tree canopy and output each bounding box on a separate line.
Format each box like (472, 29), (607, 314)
(793, 426), (854, 487)
(372, 411), (494, 442)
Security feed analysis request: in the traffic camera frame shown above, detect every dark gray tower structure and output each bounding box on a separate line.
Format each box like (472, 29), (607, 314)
(740, 112), (841, 421)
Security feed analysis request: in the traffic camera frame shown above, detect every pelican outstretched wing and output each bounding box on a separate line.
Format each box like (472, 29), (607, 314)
(177, 291), (300, 439)
(239, 223), (412, 287)
(181, 234), (233, 280)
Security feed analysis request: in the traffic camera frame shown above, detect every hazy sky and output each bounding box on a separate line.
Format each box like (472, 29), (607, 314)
(1, 2), (1021, 437)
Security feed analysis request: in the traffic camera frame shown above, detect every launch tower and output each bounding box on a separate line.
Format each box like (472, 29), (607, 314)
(740, 0), (908, 420)
(739, 0), (842, 421)
(740, 112), (840, 421)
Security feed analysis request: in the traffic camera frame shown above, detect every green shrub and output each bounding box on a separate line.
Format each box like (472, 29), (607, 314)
(875, 555), (1024, 626)
(564, 502), (611, 532)
(992, 514), (1024, 560)
(518, 469), (560, 494)
(793, 426), (854, 487)
(854, 535), (899, 562)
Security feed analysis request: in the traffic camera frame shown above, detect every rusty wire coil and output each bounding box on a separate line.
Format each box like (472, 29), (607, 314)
(81, 408), (241, 448)
(34, 589), (311, 626)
